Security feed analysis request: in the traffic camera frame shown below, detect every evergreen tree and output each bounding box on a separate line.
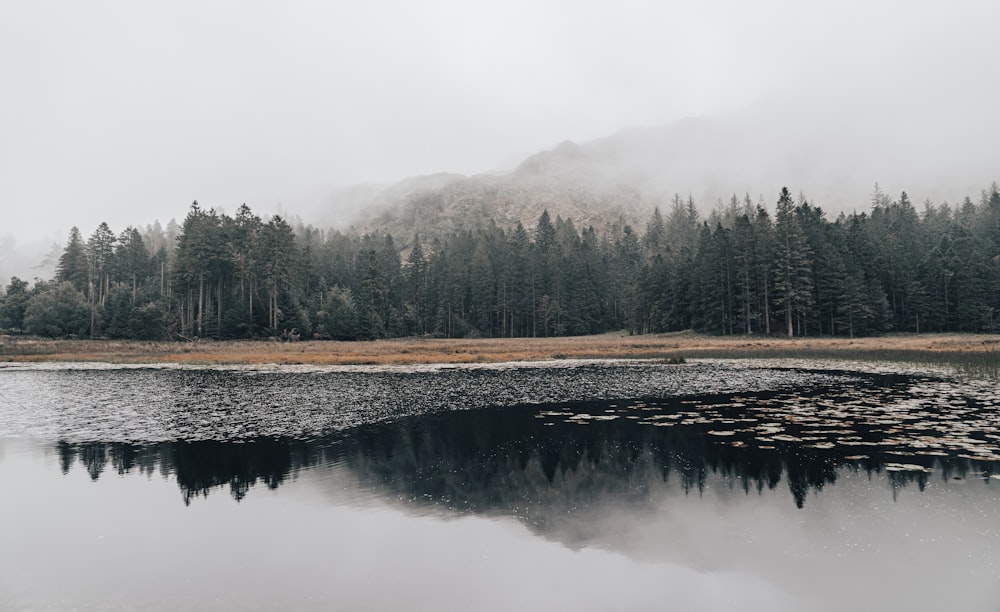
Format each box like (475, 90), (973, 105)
(508, 222), (533, 337)
(228, 203), (263, 334)
(114, 227), (152, 303)
(751, 206), (775, 334)
(173, 203), (228, 338)
(88, 222), (116, 308)
(258, 215), (299, 335)
(665, 194), (699, 256)
(772, 188), (813, 337)
(56, 227), (90, 294)
(612, 224), (643, 334)
(730, 215), (758, 334)
(403, 235), (429, 335)
(377, 234), (403, 337)
(643, 206), (666, 255)
(313, 285), (359, 340)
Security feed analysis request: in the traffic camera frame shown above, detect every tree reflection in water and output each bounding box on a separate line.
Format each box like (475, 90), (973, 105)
(54, 396), (998, 510)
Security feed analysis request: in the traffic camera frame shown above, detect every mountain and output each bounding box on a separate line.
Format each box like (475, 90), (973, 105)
(337, 94), (999, 244)
(341, 144), (653, 244)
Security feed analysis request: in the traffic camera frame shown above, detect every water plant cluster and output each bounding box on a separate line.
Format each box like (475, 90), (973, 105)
(0, 362), (849, 442)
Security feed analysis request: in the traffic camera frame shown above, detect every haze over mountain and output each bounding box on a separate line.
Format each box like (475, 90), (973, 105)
(2, 90), (997, 286)
(343, 92), (999, 243)
(4, 2), (999, 286)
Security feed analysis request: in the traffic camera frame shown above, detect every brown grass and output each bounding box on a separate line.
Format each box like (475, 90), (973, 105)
(1, 332), (997, 367)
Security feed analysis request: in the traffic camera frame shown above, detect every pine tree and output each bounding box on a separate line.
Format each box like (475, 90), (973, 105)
(228, 203), (262, 332)
(403, 235), (429, 335)
(731, 215), (757, 334)
(751, 206), (775, 334)
(665, 194), (699, 258)
(507, 222), (533, 337)
(88, 222), (116, 308)
(114, 227), (151, 304)
(258, 216), (298, 335)
(174, 203), (219, 337)
(56, 227), (90, 294)
(772, 187), (813, 337)
(643, 207), (666, 255)
(612, 225), (643, 334)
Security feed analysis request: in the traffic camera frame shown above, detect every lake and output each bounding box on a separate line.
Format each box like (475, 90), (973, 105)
(1, 360), (999, 611)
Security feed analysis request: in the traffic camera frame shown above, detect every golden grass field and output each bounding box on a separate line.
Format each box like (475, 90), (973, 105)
(1, 332), (997, 367)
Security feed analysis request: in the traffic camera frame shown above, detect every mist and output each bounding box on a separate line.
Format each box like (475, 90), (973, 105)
(2, 1), (999, 284)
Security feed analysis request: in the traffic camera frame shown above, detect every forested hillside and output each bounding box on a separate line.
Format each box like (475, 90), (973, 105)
(349, 141), (651, 242)
(2, 184), (998, 341)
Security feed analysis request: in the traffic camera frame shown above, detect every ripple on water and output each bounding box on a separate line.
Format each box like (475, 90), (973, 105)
(2, 359), (997, 471)
(0, 361), (855, 443)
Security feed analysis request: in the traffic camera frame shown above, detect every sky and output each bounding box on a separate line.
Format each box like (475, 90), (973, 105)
(1, 0), (999, 278)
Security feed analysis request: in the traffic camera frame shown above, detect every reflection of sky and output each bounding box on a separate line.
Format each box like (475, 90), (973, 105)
(2, 439), (999, 611)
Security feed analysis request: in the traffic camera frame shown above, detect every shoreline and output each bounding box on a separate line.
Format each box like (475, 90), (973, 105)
(1, 332), (997, 366)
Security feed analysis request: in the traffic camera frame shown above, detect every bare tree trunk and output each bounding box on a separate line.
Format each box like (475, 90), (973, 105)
(763, 276), (771, 335)
(197, 275), (204, 337)
(217, 281), (222, 335)
(786, 302), (793, 337)
(743, 267), (751, 335)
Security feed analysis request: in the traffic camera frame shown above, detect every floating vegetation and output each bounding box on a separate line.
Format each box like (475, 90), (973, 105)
(884, 463), (934, 473)
(533, 365), (1000, 476)
(0, 361), (858, 443)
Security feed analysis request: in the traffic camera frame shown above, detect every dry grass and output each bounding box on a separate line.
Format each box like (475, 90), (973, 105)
(1, 332), (997, 368)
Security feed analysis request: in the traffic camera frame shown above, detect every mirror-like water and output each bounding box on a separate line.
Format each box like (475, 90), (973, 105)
(1, 361), (999, 611)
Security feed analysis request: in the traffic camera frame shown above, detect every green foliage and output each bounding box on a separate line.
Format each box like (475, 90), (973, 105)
(312, 286), (360, 340)
(772, 188), (814, 336)
(56, 227), (90, 294)
(127, 301), (166, 341)
(23, 282), (90, 337)
(18, 181), (1000, 341)
(0, 277), (31, 331)
(101, 286), (166, 340)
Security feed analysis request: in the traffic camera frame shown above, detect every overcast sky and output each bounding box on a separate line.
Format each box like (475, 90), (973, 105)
(1, 0), (998, 251)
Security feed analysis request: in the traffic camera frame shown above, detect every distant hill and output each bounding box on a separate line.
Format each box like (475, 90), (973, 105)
(335, 94), (999, 244)
(341, 147), (652, 245)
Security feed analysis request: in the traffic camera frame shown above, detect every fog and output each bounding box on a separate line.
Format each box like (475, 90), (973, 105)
(2, 0), (999, 283)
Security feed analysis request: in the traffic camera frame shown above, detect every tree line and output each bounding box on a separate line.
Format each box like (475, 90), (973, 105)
(2, 183), (998, 340)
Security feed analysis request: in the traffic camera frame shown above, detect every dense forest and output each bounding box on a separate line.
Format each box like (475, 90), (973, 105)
(1, 184), (998, 340)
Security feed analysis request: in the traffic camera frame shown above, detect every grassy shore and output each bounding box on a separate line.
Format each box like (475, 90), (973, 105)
(1, 331), (998, 374)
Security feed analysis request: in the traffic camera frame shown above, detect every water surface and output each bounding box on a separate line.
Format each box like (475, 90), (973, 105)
(1, 361), (998, 611)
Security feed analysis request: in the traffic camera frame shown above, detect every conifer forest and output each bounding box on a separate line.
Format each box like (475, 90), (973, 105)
(2, 185), (999, 341)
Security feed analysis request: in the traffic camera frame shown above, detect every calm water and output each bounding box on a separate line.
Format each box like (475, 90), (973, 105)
(1, 361), (999, 611)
